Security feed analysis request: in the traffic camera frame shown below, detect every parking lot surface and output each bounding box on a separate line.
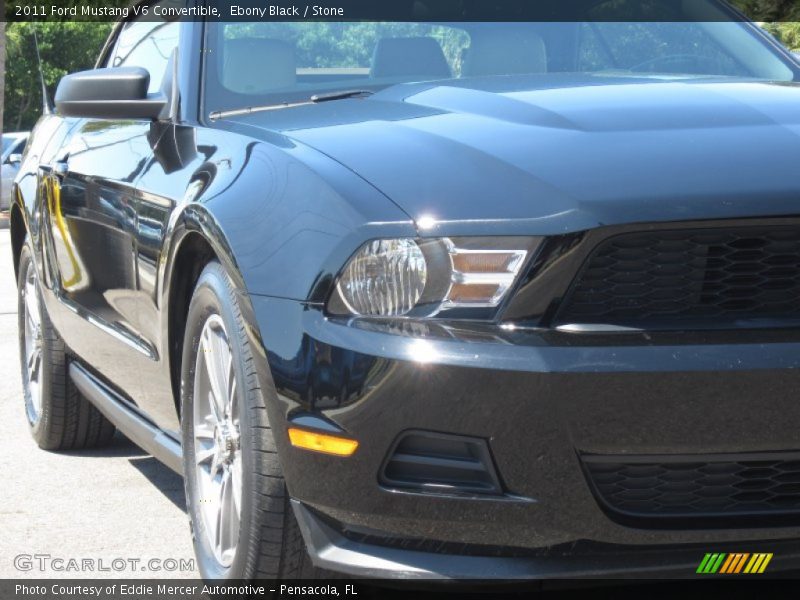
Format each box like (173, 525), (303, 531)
(0, 233), (197, 578)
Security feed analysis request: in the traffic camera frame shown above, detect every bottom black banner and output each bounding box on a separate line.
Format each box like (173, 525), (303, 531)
(4, 579), (800, 600)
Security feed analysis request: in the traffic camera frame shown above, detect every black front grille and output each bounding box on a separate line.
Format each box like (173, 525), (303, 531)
(557, 227), (800, 328)
(582, 452), (800, 528)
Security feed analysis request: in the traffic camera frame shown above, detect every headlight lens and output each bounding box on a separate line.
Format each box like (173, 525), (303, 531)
(329, 237), (541, 318)
(336, 239), (427, 316)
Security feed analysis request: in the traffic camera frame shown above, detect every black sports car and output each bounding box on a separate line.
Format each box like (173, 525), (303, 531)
(10, 0), (800, 580)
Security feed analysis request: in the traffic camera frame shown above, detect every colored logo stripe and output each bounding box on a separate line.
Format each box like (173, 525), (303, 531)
(719, 553), (749, 574)
(744, 553), (773, 574)
(697, 553), (773, 574)
(697, 553), (726, 573)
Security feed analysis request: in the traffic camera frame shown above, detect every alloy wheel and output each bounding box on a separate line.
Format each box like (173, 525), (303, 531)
(22, 260), (43, 425)
(192, 314), (242, 568)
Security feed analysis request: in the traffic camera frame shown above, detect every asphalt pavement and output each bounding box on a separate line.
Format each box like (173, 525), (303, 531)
(0, 233), (198, 579)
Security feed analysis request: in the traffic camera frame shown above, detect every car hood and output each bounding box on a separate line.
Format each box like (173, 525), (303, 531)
(229, 75), (800, 234)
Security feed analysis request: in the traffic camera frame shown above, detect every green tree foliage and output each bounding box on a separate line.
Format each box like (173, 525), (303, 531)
(3, 22), (113, 131)
(730, 0), (800, 21)
(730, 0), (800, 49)
(1, 22), (6, 137)
(764, 22), (800, 50)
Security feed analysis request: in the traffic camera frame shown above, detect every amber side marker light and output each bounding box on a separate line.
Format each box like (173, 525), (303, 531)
(288, 428), (359, 456)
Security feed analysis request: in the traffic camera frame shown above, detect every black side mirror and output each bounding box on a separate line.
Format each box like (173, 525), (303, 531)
(55, 66), (168, 120)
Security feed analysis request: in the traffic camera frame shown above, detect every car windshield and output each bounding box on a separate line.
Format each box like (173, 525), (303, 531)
(203, 3), (797, 115)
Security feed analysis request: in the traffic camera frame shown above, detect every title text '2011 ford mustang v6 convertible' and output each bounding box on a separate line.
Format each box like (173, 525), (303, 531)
(10, 0), (800, 581)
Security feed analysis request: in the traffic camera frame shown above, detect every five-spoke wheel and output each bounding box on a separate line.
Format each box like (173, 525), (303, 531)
(21, 259), (43, 426)
(181, 260), (318, 579)
(192, 315), (242, 568)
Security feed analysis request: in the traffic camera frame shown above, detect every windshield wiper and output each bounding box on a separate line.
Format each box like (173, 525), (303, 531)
(309, 89), (374, 103)
(209, 89), (375, 120)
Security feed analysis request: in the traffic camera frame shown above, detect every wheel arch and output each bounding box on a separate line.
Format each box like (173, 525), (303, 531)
(162, 205), (249, 421)
(10, 200), (27, 280)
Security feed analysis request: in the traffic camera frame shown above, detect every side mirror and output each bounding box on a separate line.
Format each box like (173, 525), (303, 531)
(54, 66), (167, 120)
(6, 153), (22, 166)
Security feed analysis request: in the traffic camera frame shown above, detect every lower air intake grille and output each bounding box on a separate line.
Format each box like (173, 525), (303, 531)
(582, 452), (800, 528)
(380, 431), (502, 496)
(557, 226), (800, 328)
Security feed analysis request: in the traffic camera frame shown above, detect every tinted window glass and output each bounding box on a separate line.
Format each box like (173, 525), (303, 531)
(580, 22), (741, 75)
(110, 19), (179, 93)
(215, 23), (469, 97)
(204, 1), (797, 114)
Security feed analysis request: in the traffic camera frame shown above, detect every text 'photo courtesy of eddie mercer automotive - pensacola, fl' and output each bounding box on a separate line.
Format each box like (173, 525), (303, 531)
(4, 0), (800, 593)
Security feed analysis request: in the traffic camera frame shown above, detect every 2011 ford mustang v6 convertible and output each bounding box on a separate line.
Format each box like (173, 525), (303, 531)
(10, 0), (800, 581)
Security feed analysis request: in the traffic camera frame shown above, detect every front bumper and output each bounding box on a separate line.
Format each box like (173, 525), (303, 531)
(291, 501), (800, 579)
(252, 296), (800, 577)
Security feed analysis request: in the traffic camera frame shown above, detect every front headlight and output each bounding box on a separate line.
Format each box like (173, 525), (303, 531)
(328, 237), (541, 318)
(336, 239), (428, 317)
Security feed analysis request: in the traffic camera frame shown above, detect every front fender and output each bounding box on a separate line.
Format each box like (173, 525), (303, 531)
(202, 122), (417, 304)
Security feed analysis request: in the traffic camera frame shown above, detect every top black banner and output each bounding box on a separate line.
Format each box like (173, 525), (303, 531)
(4, 0), (800, 23)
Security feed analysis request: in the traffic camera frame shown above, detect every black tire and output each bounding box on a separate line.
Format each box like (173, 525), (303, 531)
(181, 261), (318, 580)
(17, 239), (116, 451)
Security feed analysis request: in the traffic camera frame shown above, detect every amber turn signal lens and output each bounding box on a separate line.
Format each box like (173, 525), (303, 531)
(447, 282), (505, 305)
(288, 428), (359, 456)
(451, 251), (523, 274)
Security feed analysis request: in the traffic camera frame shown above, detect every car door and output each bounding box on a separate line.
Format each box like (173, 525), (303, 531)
(43, 14), (180, 415)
